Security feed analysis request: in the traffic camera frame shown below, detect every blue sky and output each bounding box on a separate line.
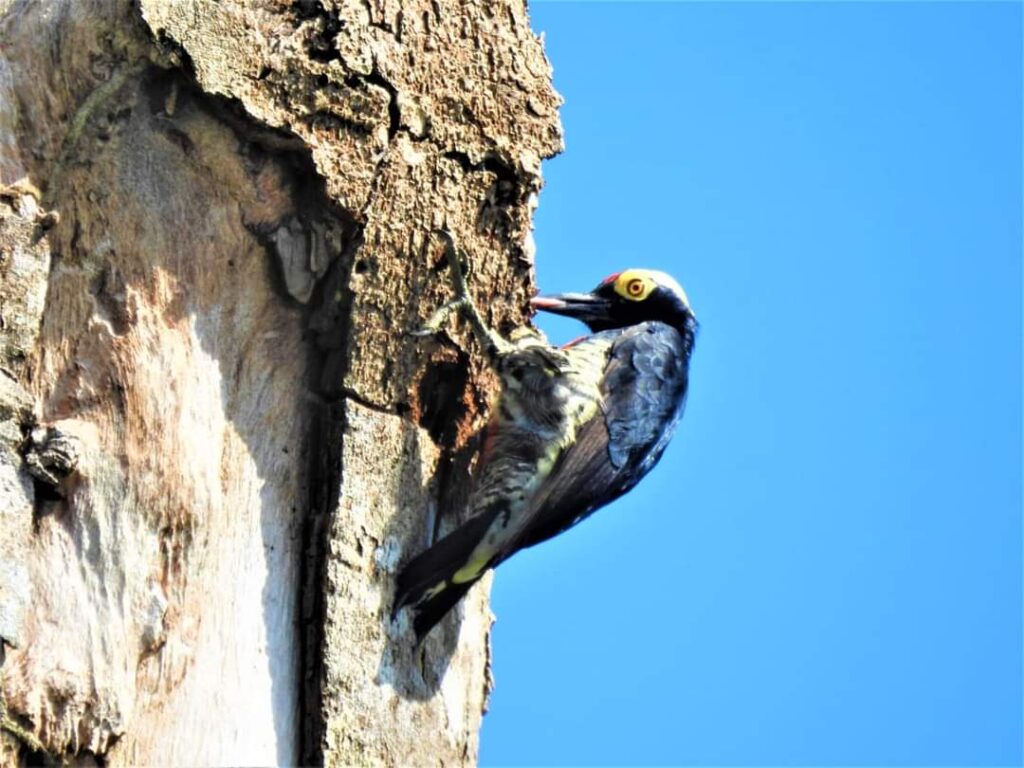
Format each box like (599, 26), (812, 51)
(480, 3), (1022, 766)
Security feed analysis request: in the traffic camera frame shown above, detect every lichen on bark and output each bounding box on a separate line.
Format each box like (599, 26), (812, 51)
(0, 0), (561, 764)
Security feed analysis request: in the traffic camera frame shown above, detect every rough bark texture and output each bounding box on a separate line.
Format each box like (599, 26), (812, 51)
(0, 0), (561, 765)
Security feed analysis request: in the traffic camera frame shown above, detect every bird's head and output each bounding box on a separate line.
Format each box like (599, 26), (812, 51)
(531, 269), (696, 334)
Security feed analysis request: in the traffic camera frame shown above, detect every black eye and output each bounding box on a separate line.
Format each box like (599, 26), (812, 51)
(626, 278), (645, 297)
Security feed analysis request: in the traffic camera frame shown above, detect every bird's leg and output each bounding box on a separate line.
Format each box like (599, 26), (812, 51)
(414, 299), (464, 337)
(415, 229), (510, 360)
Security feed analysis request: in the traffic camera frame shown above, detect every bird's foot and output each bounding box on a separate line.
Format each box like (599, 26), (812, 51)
(414, 229), (510, 358)
(411, 297), (470, 338)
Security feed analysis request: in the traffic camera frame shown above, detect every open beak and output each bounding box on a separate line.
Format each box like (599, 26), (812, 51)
(530, 292), (612, 323)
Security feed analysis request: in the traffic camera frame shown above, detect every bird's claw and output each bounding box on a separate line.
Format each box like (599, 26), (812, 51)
(432, 229), (474, 300)
(413, 297), (468, 338)
(415, 229), (511, 358)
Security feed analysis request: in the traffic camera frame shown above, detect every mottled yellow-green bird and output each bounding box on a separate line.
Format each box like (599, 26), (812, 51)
(395, 234), (697, 641)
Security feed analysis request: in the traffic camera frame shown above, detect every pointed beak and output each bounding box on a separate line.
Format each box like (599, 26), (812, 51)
(530, 292), (612, 322)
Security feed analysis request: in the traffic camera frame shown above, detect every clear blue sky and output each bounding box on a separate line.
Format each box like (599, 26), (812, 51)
(480, 2), (1022, 766)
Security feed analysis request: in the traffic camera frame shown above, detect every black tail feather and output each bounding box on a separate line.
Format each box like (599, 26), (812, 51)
(412, 579), (477, 641)
(393, 509), (500, 637)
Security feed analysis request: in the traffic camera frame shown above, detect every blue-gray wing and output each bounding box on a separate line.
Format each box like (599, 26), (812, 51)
(507, 321), (691, 554)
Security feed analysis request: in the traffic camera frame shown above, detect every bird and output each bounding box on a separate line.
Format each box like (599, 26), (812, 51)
(395, 235), (698, 641)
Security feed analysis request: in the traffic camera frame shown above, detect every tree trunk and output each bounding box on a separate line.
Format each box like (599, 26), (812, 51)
(0, 1), (561, 764)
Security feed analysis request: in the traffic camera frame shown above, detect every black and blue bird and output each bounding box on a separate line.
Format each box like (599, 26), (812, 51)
(395, 251), (698, 641)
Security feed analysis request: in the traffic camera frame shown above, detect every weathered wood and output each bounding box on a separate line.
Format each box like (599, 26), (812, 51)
(0, 0), (560, 764)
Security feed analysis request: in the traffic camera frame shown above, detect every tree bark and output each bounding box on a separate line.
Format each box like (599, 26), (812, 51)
(0, 1), (561, 764)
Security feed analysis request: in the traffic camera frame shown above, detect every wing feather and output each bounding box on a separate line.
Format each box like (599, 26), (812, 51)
(507, 322), (689, 554)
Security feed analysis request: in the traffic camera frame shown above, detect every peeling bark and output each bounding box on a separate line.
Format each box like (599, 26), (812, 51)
(0, 0), (561, 765)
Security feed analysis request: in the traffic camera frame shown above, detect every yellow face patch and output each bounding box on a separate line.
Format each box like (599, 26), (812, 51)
(613, 270), (657, 302)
